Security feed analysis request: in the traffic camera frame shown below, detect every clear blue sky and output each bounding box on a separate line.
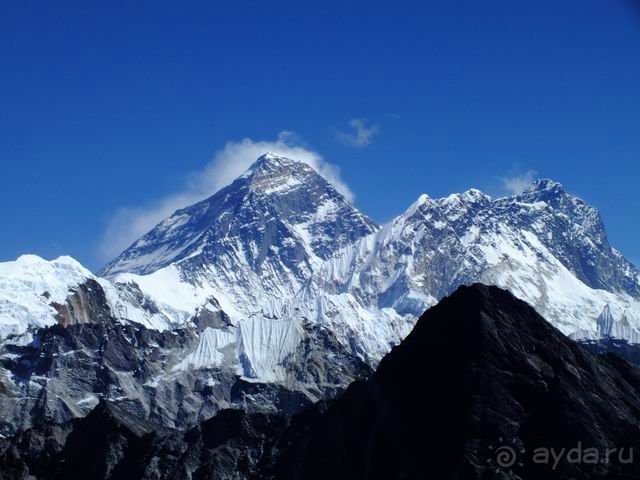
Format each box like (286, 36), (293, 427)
(1, 0), (639, 271)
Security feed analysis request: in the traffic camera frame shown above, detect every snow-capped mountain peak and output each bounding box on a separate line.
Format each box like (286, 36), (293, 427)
(102, 153), (377, 278)
(517, 178), (585, 213)
(279, 178), (640, 364)
(100, 153), (378, 332)
(241, 153), (316, 192)
(245, 151), (306, 173)
(0, 254), (172, 339)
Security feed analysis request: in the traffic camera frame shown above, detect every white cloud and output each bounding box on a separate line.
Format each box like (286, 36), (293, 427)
(99, 132), (354, 260)
(498, 169), (539, 196)
(335, 118), (379, 148)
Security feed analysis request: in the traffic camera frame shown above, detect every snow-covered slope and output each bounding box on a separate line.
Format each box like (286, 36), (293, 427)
(0, 255), (92, 338)
(287, 180), (640, 361)
(0, 255), (172, 339)
(102, 153), (378, 323)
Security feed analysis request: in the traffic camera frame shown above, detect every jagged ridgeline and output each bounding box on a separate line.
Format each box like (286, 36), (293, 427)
(1, 153), (639, 439)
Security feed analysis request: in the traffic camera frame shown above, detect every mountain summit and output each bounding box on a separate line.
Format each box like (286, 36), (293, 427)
(102, 153), (377, 279)
(99, 153), (377, 324)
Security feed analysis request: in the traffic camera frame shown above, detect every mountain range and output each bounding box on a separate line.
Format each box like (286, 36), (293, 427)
(1, 152), (639, 438)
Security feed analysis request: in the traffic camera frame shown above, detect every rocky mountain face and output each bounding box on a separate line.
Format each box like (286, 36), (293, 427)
(101, 152), (378, 320)
(0, 255), (175, 338)
(0, 295), (370, 437)
(0, 399), (290, 480)
(50, 279), (113, 327)
(3, 285), (640, 480)
(293, 179), (640, 362)
(272, 284), (640, 479)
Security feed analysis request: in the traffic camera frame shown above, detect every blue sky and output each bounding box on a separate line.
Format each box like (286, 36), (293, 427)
(1, 0), (639, 271)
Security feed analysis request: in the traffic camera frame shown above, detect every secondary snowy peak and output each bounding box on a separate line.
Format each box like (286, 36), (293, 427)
(0, 255), (93, 337)
(0, 255), (173, 339)
(288, 181), (640, 361)
(391, 180), (638, 298)
(510, 180), (638, 295)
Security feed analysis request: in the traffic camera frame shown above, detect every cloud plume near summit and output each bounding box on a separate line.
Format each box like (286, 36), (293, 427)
(498, 169), (539, 196)
(99, 132), (354, 260)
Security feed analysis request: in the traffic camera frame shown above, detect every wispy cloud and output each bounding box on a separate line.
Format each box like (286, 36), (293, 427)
(99, 132), (354, 260)
(335, 118), (380, 148)
(497, 169), (539, 196)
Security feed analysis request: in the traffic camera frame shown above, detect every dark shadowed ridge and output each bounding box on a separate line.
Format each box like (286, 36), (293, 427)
(271, 284), (640, 480)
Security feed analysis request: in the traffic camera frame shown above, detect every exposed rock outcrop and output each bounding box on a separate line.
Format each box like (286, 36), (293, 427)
(0, 305), (371, 437)
(51, 279), (113, 327)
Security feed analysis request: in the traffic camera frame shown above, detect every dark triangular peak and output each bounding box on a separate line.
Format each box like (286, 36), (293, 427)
(274, 284), (640, 479)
